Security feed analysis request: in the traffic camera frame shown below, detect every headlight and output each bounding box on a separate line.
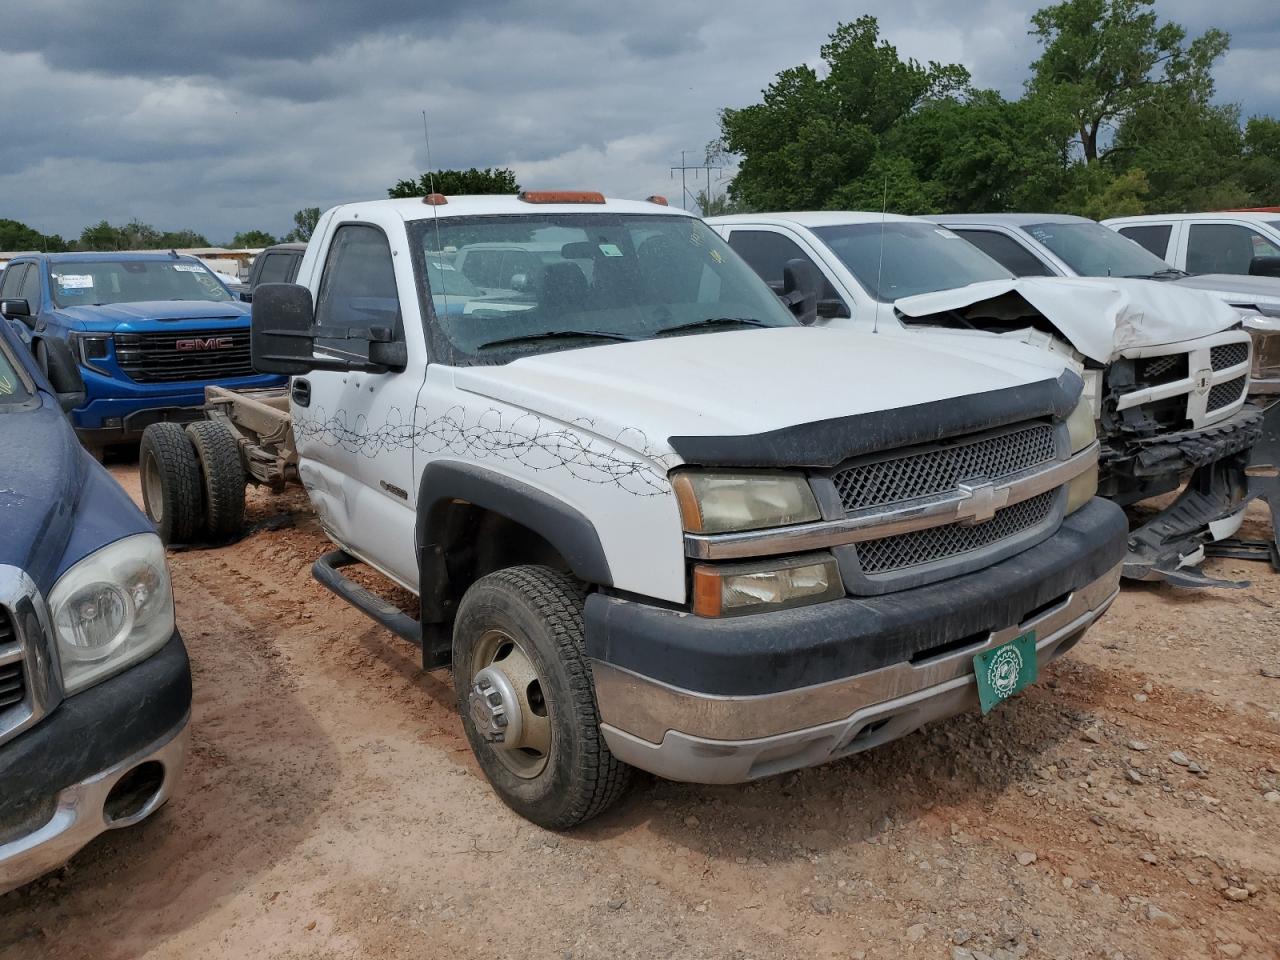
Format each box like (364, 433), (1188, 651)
(1244, 315), (1280, 382)
(1064, 395), (1098, 514)
(48, 533), (174, 695)
(671, 470), (821, 533)
(1066, 394), (1096, 453)
(692, 554), (843, 617)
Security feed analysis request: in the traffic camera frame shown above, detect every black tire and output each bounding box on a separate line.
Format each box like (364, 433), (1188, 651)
(186, 420), (246, 540)
(454, 565), (632, 829)
(139, 423), (204, 545)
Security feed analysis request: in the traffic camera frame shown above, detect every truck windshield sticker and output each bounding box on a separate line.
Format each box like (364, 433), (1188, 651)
(598, 244), (624, 257)
(57, 274), (94, 289)
(172, 264), (204, 273)
(0, 374), (13, 395)
(294, 404), (672, 497)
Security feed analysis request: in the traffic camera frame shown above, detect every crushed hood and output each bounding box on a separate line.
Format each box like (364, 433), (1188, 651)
(894, 277), (1243, 363)
(1173, 273), (1280, 312)
(451, 326), (1068, 465)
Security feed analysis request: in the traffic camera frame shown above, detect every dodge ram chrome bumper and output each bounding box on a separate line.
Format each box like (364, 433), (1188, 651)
(586, 498), (1127, 785)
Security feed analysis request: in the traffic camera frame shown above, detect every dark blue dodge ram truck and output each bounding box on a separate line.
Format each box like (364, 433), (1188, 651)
(0, 251), (284, 454)
(0, 319), (190, 892)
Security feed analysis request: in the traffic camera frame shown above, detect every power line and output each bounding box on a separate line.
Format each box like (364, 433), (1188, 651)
(670, 150), (723, 213)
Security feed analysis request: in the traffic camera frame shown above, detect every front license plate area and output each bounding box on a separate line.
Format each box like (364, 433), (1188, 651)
(973, 631), (1038, 714)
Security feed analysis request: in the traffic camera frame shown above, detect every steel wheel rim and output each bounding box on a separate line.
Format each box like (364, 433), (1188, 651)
(143, 454), (164, 523)
(468, 628), (552, 779)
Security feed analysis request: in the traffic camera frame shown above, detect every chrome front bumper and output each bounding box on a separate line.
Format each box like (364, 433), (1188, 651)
(0, 715), (189, 894)
(596, 562), (1121, 784)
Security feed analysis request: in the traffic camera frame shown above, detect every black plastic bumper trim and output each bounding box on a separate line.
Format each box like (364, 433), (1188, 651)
(0, 631), (191, 824)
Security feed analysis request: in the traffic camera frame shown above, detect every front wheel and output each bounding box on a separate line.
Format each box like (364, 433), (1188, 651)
(454, 565), (632, 829)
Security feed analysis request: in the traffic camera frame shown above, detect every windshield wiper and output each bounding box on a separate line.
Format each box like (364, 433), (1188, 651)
(477, 329), (637, 350)
(655, 317), (770, 336)
(1123, 268), (1188, 281)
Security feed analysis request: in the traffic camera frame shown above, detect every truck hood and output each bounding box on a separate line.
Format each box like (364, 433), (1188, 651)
(894, 277), (1242, 363)
(1172, 273), (1280, 313)
(451, 326), (1068, 464)
(0, 397), (151, 591)
(53, 299), (248, 331)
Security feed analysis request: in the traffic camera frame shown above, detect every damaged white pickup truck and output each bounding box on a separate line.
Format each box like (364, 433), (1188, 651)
(176, 192), (1134, 828)
(710, 213), (1270, 586)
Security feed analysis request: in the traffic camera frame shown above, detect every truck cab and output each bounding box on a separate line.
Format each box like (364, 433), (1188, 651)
(708, 212), (1268, 585)
(240, 242), (307, 303)
(249, 192), (1126, 828)
(0, 320), (190, 893)
(0, 252), (285, 454)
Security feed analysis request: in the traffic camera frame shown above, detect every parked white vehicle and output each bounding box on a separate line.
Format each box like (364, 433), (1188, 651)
(708, 212), (1268, 586)
(925, 213), (1280, 396)
(147, 193), (1130, 828)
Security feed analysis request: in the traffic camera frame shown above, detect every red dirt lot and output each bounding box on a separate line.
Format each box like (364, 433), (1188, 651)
(1, 468), (1278, 960)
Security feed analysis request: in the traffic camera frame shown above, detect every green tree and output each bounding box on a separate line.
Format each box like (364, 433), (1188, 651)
(1027, 0), (1229, 163)
(720, 17), (969, 211)
(284, 207), (321, 243)
(1240, 117), (1280, 206)
(694, 188), (742, 217)
(232, 229), (277, 248)
(388, 167), (520, 199)
(0, 218), (67, 252)
(79, 220), (124, 250)
(1055, 164), (1150, 219)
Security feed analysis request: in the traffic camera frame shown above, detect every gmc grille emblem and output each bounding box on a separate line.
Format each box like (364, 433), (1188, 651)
(175, 337), (235, 352)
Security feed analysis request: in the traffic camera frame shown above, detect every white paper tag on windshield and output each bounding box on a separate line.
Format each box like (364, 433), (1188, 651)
(56, 274), (94, 288)
(598, 243), (623, 257)
(173, 263), (204, 272)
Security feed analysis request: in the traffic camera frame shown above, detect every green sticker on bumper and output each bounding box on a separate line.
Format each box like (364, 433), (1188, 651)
(973, 631), (1038, 714)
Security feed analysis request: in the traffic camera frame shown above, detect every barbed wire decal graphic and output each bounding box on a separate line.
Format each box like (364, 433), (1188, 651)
(294, 405), (673, 496)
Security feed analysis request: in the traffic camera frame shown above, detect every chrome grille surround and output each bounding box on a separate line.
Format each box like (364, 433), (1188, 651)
(1113, 329), (1252, 430)
(833, 422), (1056, 512)
(0, 566), (61, 750)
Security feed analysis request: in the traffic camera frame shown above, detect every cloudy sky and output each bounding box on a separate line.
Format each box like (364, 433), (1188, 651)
(2, 0), (1276, 245)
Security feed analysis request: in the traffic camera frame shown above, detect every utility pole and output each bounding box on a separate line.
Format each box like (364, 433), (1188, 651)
(670, 150), (722, 214)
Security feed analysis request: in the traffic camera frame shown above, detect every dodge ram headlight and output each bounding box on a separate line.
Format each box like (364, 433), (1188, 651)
(1064, 396), (1098, 514)
(671, 470), (821, 533)
(48, 533), (174, 695)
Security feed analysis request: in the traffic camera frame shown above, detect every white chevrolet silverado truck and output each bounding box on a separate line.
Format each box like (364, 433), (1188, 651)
(168, 193), (1128, 828)
(709, 212), (1272, 587)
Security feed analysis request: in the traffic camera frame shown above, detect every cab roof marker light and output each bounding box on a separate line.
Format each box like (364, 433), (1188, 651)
(422, 193), (449, 205)
(647, 195), (669, 206)
(518, 191), (606, 204)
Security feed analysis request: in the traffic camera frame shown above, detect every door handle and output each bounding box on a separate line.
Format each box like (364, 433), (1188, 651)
(291, 378), (311, 407)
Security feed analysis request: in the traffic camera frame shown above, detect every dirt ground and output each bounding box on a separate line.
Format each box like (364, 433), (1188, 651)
(2, 465), (1278, 960)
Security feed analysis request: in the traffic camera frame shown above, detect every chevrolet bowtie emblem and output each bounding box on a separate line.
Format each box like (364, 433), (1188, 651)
(957, 481), (1008, 525)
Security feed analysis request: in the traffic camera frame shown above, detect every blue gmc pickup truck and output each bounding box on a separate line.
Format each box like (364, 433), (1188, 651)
(0, 251), (284, 454)
(0, 319), (190, 892)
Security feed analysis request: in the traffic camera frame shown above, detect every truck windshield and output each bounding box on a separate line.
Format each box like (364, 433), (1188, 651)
(0, 337), (32, 403)
(1022, 221), (1173, 278)
(48, 259), (233, 308)
(410, 213), (796, 360)
(811, 222), (1013, 302)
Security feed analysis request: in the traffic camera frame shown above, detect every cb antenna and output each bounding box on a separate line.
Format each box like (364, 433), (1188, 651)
(873, 175), (888, 334)
(422, 109), (447, 309)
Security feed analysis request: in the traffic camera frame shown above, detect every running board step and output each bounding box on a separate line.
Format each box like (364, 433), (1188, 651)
(313, 549), (423, 647)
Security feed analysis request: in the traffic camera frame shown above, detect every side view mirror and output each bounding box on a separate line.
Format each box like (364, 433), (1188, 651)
(251, 283), (319, 375)
(1249, 256), (1280, 279)
(35, 337), (86, 412)
(782, 259), (821, 326)
(1, 299), (31, 322)
(251, 283), (406, 375)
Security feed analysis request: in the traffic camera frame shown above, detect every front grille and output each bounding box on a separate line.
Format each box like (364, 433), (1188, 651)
(1206, 375), (1247, 412)
(1137, 354), (1188, 385)
(833, 423), (1056, 513)
(0, 609), (25, 712)
(114, 329), (254, 383)
(854, 491), (1056, 575)
(1211, 342), (1249, 371)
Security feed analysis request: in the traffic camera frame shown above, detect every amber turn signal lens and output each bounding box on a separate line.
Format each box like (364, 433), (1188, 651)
(421, 193), (448, 205)
(692, 566), (724, 617)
